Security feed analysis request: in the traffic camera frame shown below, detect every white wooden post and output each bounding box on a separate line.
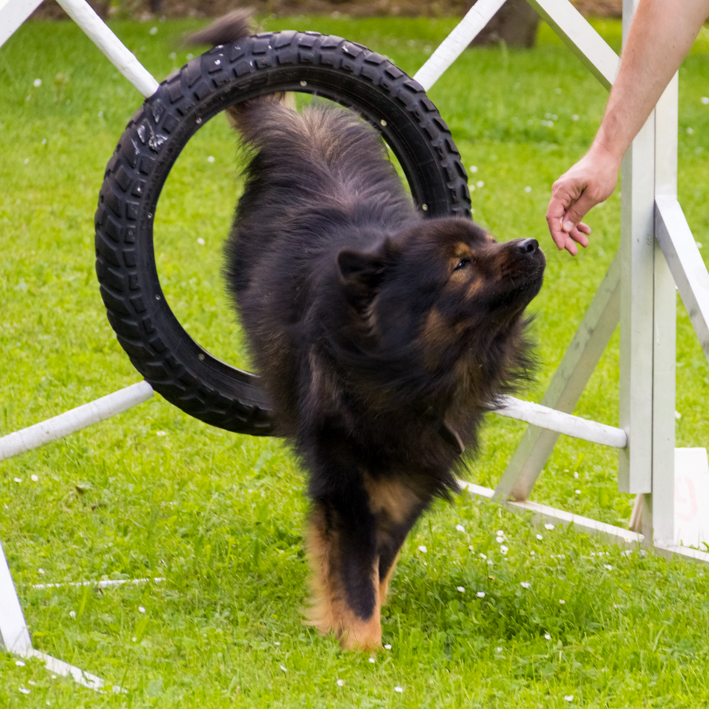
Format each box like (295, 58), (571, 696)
(642, 75), (679, 544)
(617, 0), (655, 494)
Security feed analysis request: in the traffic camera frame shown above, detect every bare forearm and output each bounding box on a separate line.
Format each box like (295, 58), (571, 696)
(594, 0), (709, 162)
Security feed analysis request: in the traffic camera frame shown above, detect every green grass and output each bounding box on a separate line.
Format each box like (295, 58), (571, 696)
(1, 15), (709, 708)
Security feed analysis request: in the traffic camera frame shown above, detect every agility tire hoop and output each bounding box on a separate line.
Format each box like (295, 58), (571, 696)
(94, 30), (472, 436)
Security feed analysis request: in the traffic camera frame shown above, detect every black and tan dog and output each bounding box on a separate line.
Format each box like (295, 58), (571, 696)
(190, 13), (546, 650)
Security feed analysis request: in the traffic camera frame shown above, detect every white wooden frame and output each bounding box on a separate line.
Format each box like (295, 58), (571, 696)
(2, 0), (709, 691)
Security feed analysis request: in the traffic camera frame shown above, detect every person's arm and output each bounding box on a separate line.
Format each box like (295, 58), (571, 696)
(546, 0), (709, 255)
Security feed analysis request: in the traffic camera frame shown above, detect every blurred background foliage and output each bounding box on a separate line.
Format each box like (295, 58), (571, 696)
(30, 0), (623, 48)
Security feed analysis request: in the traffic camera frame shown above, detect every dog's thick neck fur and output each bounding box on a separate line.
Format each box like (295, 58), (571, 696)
(225, 101), (538, 496)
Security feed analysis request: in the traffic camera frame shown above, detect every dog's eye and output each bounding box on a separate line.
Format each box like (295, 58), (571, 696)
(454, 258), (471, 271)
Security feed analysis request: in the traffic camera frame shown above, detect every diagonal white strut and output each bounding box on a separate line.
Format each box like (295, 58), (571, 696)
(54, 0), (159, 97)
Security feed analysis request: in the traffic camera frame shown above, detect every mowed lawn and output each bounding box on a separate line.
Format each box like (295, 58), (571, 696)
(1, 15), (709, 708)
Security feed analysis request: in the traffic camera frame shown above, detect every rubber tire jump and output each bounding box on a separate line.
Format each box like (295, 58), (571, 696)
(95, 30), (472, 436)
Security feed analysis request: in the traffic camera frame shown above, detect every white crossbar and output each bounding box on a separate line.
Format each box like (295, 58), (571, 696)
(414, 0), (506, 90)
(0, 381), (154, 462)
(54, 0), (159, 97)
(494, 395), (627, 448)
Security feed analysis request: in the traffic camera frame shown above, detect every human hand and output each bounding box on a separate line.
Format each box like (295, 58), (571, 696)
(545, 143), (621, 255)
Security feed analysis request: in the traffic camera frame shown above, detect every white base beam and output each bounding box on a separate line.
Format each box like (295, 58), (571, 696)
(654, 544), (709, 565)
(14, 648), (123, 693)
(460, 480), (644, 547)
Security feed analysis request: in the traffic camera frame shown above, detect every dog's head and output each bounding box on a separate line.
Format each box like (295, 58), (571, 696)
(337, 217), (545, 363)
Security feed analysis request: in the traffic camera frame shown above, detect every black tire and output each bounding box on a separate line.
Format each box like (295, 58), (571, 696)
(95, 31), (471, 436)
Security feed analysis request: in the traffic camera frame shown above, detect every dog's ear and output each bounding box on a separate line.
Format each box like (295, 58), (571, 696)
(337, 238), (399, 293)
(337, 248), (386, 290)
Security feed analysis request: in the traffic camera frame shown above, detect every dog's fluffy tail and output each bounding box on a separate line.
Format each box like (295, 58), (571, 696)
(186, 10), (295, 135)
(185, 9), (254, 47)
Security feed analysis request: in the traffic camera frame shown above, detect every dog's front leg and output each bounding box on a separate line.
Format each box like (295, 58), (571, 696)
(305, 492), (382, 651)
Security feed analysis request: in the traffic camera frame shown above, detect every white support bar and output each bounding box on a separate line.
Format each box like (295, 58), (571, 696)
(655, 196), (709, 361)
(0, 0), (46, 48)
(525, 0), (619, 89)
(0, 540), (32, 654)
(493, 395), (627, 448)
(460, 481), (644, 547)
(495, 251), (621, 501)
(0, 381), (154, 462)
(413, 0), (507, 91)
(53, 0), (159, 97)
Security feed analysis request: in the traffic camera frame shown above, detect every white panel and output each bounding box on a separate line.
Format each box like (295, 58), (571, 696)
(673, 449), (709, 548)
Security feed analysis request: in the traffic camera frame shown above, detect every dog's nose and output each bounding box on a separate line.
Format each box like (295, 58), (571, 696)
(516, 238), (538, 254)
